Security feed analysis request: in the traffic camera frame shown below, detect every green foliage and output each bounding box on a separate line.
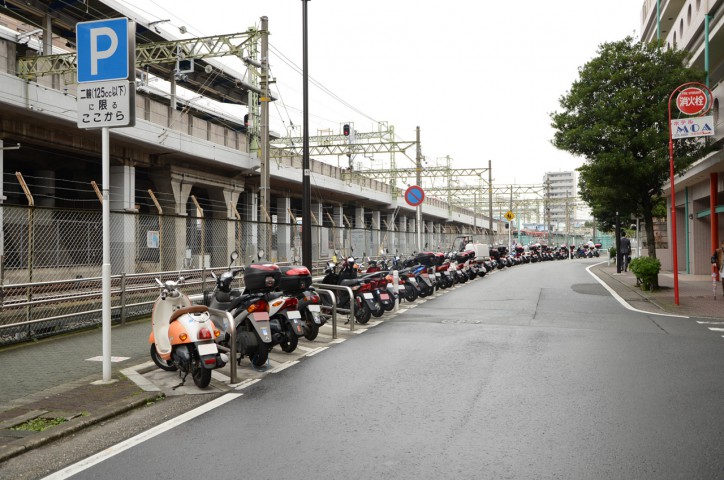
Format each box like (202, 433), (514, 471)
(629, 256), (661, 291)
(551, 37), (708, 252)
(11, 417), (67, 432)
(609, 246), (617, 257)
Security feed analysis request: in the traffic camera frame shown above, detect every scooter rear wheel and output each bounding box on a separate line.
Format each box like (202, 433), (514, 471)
(355, 299), (371, 324)
(280, 323), (299, 353)
(150, 344), (177, 372)
(250, 341), (269, 368)
(405, 284), (418, 302)
(303, 310), (320, 341)
(371, 301), (384, 317)
(192, 365), (212, 388)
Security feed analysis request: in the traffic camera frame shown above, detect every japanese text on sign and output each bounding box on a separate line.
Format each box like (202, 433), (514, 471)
(77, 80), (135, 128)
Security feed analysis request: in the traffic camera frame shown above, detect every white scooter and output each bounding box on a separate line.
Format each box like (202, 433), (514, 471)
(149, 277), (227, 389)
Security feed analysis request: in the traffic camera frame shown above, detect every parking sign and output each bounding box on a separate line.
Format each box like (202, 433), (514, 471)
(76, 18), (133, 83)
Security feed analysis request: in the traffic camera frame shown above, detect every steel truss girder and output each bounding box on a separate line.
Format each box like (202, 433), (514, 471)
(270, 141), (417, 159)
(17, 32), (258, 79)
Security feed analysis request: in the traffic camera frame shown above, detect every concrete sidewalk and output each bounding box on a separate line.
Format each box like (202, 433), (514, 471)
(590, 261), (724, 319)
(1, 264), (721, 464)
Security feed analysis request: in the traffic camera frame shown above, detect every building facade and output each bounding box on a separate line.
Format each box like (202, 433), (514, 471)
(640, 0), (724, 274)
(543, 171), (577, 230)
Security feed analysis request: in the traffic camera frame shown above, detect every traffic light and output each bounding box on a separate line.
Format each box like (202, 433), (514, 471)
(343, 124), (350, 136)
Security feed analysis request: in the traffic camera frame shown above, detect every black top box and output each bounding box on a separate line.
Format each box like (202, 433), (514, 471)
(244, 261), (281, 292)
(416, 252), (436, 266)
(279, 265), (313, 293)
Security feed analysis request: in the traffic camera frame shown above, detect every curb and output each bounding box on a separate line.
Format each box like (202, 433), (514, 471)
(0, 390), (161, 464)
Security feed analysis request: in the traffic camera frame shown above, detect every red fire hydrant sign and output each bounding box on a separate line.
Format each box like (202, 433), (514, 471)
(676, 87), (708, 115)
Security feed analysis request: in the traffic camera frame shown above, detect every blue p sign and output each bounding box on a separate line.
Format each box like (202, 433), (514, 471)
(76, 18), (130, 83)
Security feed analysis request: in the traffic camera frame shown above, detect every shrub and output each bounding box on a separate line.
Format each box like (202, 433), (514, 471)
(609, 246), (617, 257)
(629, 256), (661, 291)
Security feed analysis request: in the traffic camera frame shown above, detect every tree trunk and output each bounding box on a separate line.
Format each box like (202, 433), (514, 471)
(641, 197), (659, 289)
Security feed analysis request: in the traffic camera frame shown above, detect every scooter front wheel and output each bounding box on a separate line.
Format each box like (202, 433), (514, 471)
(150, 344), (177, 372)
(192, 365), (212, 388)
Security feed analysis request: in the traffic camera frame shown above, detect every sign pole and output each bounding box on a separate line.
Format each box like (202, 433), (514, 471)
(101, 126), (112, 382)
(668, 81), (714, 306)
(77, 17), (135, 383)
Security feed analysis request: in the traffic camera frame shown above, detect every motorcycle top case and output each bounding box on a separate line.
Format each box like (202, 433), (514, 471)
(279, 265), (313, 293)
(243, 261), (281, 292)
(416, 252), (436, 266)
(455, 250), (474, 263)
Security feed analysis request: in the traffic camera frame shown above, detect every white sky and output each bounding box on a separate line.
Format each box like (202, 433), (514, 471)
(121, 0), (643, 186)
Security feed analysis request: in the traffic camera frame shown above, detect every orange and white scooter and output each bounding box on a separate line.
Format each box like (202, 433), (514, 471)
(149, 277), (227, 388)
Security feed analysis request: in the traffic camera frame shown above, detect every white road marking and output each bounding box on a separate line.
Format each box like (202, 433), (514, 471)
(211, 370), (230, 383)
(305, 346), (329, 357)
(708, 327), (724, 332)
(697, 321), (724, 325)
(234, 378), (261, 390)
(269, 360), (300, 373)
(586, 262), (689, 318)
(40, 393), (242, 480)
(120, 362), (160, 392)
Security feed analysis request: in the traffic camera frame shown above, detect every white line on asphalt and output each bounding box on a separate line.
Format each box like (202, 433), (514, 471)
(329, 338), (346, 344)
(269, 360), (300, 373)
(586, 262), (689, 318)
(234, 378), (261, 390)
(120, 363), (161, 392)
(697, 321), (724, 325)
(305, 346), (328, 357)
(708, 327), (724, 332)
(211, 370), (230, 383)
(40, 393), (243, 480)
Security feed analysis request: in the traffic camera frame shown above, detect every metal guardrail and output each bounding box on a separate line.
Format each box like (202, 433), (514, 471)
(313, 283), (355, 332)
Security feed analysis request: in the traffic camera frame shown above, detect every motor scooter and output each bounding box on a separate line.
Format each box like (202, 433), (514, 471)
(150, 276), (227, 388)
(279, 265), (324, 341)
(321, 257), (377, 324)
(205, 251), (275, 368)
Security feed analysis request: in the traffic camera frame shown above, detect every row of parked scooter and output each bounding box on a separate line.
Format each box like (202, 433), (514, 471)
(147, 238), (600, 389)
(147, 243), (521, 389)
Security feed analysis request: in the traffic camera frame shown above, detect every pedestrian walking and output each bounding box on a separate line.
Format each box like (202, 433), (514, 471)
(620, 232), (632, 272)
(711, 240), (724, 297)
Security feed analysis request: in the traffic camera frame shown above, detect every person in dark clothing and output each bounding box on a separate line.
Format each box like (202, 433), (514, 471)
(620, 232), (632, 272)
(712, 240), (724, 297)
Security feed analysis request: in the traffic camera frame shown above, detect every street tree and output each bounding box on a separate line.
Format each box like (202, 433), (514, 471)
(551, 37), (707, 258)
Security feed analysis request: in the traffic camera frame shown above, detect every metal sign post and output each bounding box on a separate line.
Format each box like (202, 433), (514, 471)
(667, 82), (714, 305)
(76, 17), (136, 383)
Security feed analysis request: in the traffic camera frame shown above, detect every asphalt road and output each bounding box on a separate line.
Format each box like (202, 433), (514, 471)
(20, 260), (724, 479)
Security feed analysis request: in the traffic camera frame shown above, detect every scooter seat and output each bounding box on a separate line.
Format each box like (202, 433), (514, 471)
(340, 278), (361, 287)
(169, 304), (208, 323)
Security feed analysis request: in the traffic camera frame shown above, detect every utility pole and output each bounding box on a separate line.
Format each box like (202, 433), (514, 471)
(488, 160), (493, 243)
(301, 2), (312, 269)
(415, 126), (422, 252)
(260, 16), (271, 257)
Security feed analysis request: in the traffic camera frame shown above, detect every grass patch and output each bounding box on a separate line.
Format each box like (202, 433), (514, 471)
(11, 417), (67, 432)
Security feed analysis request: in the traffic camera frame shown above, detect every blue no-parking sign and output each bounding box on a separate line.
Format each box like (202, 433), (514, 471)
(405, 185), (425, 207)
(76, 18), (132, 83)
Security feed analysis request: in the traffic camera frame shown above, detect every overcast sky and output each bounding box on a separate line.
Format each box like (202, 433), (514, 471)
(122, 0), (643, 186)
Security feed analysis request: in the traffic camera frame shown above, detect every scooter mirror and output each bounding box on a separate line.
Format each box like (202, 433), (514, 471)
(257, 249), (265, 259)
(230, 251), (239, 262)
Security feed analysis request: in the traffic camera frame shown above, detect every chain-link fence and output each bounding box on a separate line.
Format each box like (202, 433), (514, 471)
(0, 204), (495, 346)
